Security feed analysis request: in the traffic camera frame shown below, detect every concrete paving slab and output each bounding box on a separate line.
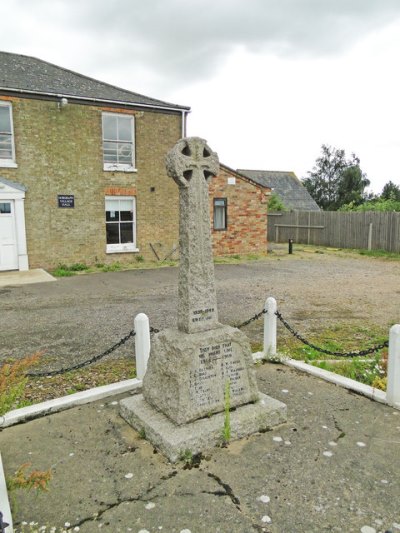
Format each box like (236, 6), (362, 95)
(1, 364), (400, 533)
(0, 268), (55, 287)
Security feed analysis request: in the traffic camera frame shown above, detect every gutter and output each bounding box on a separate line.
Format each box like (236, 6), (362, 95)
(0, 86), (191, 114)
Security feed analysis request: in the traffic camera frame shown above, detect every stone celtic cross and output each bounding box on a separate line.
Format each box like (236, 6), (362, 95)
(166, 137), (220, 333)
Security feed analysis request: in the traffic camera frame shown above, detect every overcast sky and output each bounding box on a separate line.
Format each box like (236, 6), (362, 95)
(3, 0), (400, 193)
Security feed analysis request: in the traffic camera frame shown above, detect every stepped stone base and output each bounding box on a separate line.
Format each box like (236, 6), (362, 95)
(120, 393), (287, 463)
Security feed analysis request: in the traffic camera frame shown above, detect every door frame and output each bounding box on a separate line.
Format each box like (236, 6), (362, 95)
(0, 177), (29, 271)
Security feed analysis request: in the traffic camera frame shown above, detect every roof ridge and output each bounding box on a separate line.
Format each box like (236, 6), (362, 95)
(0, 50), (190, 110)
(238, 168), (296, 175)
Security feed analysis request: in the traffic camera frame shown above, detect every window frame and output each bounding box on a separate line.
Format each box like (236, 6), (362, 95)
(213, 197), (228, 231)
(0, 101), (17, 168)
(102, 112), (136, 172)
(105, 196), (138, 253)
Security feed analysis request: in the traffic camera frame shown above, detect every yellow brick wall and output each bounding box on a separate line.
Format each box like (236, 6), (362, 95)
(0, 96), (181, 268)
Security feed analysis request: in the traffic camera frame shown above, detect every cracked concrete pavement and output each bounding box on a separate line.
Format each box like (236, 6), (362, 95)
(1, 364), (400, 533)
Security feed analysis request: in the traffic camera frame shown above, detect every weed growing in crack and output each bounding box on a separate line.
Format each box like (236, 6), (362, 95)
(221, 379), (231, 446)
(179, 448), (193, 465)
(180, 450), (203, 470)
(7, 462), (52, 516)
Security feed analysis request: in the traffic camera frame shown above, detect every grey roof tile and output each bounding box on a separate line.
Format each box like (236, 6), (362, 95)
(0, 51), (190, 111)
(238, 169), (320, 211)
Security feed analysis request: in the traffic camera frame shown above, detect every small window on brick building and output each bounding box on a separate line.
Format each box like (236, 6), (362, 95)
(105, 196), (137, 252)
(0, 101), (17, 167)
(213, 198), (227, 230)
(102, 113), (135, 171)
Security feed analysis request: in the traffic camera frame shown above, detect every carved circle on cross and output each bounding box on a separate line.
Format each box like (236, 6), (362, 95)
(166, 137), (219, 188)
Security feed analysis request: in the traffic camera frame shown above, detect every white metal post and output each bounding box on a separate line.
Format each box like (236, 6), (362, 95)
(134, 313), (150, 381)
(387, 324), (400, 407)
(264, 297), (277, 359)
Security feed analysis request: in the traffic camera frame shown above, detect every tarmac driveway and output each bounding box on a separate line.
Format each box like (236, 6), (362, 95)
(0, 248), (399, 370)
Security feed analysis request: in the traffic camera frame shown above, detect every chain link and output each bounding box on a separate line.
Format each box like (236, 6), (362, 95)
(234, 308), (266, 329)
(235, 306), (388, 357)
(274, 310), (388, 358)
(25, 302), (389, 378)
(26, 329), (136, 378)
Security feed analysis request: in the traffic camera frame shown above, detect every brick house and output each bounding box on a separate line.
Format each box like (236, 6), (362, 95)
(209, 165), (270, 256)
(0, 52), (269, 271)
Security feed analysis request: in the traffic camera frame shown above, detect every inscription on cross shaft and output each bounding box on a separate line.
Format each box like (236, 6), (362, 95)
(166, 137), (219, 334)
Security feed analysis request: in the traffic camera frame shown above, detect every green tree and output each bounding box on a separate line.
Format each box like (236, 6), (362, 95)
(381, 180), (400, 201)
(267, 192), (287, 212)
(340, 197), (400, 212)
(337, 165), (370, 207)
(302, 144), (369, 210)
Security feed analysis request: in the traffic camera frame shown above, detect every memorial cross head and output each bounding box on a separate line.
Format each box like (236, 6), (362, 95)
(166, 137), (219, 188)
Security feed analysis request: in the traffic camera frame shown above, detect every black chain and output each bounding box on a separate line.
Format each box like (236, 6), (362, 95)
(26, 329), (136, 378)
(24, 300), (389, 379)
(274, 310), (388, 358)
(0, 512), (9, 533)
(234, 309), (266, 329)
(235, 306), (388, 357)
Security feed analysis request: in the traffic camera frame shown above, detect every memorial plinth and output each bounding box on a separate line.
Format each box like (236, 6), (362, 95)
(120, 137), (286, 462)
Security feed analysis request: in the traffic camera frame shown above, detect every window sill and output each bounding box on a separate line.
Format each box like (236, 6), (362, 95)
(0, 161), (18, 168)
(103, 164), (137, 173)
(106, 244), (139, 254)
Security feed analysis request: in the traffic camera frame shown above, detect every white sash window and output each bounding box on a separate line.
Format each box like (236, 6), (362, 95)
(102, 113), (135, 171)
(0, 102), (17, 168)
(105, 196), (137, 253)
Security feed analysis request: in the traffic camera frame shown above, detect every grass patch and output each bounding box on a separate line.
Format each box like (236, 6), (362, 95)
(214, 253), (266, 264)
(280, 323), (387, 361)
(278, 322), (389, 389)
(357, 249), (400, 260)
(101, 262), (122, 272)
(312, 355), (387, 390)
(52, 266), (76, 277)
(4, 358), (136, 409)
(51, 258), (179, 277)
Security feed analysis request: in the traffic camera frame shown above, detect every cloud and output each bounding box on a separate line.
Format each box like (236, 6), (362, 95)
(61, 1), (400, 78)
(5, 0), (400, 92)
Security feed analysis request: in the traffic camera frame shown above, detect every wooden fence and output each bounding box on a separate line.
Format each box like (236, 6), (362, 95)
(267, 211), (400, 253)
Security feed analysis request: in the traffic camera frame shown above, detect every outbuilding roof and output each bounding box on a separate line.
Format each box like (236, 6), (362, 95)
(0, 51), (190, 112)
(219, 164), (271, 191)
(237, 169), (320, 211)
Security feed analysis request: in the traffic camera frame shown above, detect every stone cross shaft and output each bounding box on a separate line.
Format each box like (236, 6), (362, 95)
(166, 137), (220, 333)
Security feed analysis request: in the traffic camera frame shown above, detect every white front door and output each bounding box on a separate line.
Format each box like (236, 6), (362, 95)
(0, 200), (18, 270)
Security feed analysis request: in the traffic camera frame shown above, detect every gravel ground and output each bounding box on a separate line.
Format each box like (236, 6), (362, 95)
(1, 245), (399, 373)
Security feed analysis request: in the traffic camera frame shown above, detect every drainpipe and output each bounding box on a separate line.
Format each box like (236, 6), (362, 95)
(182, 110), (190, 137)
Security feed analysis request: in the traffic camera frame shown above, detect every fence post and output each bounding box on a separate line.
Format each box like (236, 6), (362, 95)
(134, 313), (150, 380)
(263, 297), (277, 359)
(387, 324), (400, 407)
(368, 222), (373, 251)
